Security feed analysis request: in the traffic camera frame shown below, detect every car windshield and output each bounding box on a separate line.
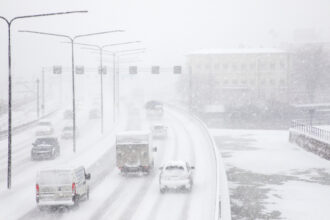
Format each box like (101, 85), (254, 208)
(117, 144), (148, 149)
(164, 165), (186, 176)
(154, 126), (164, 129)
(38, 170), (72, 185)
(35, 138), (55, 145)
(116, 135), (149, 144)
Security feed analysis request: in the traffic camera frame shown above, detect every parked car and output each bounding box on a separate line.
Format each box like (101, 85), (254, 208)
(31, 137), (60, 160)
(36, 166), (91, 209)
(35, 121), (54, 136)
(61, 125), (75, 139)
(151, 124), (168, 139)
(159, 161), (195, 193)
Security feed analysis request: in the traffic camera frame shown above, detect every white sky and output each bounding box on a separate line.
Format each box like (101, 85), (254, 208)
(0, 0), (330, 94)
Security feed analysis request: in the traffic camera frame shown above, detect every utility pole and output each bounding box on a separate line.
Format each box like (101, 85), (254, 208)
(113, 53), (116, 123)
(0, 10), (87, 189)
(20, 29), (124, 153)
(36, 78), (40, 119)
(77, 41), (141, 126)
(41, 68), (45, 116)
(189, 65), (192, 111)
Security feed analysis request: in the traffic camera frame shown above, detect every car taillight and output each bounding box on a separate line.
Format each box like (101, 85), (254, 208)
(36, 184), (39, 194)
(72, 183), (76, 194)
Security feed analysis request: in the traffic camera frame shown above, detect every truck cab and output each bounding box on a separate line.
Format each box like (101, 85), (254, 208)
(116, 130), (157, 175)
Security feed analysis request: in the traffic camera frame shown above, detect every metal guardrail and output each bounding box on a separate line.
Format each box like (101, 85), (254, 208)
(291, 120), (330, 143)
(0, 109), (58, 140)
(166, 104), (232, 220)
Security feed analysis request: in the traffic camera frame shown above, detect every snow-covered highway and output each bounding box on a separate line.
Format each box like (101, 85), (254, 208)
(0, 106), (225, 220)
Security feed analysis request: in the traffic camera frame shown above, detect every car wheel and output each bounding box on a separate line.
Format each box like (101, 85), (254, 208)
(38, 206), (46, 212)
(73, 195), (80, 208)
(86, 188), (90, 200)
(160, 188), (166, 194)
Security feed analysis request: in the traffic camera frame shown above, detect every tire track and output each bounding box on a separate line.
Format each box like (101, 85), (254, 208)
(95, 116), (178, 220)
(144, 111), (196, 220)
(167, 110), (196, 220)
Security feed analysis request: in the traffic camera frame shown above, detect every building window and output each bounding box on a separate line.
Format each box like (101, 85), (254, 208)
(232, 64), (237, 71)
(250, 63), (256, 70)
(270, 63), (275, 70)
(223, 63), (228, 70)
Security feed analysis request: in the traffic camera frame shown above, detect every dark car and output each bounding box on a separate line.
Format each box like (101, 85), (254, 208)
(31, 137), (60, 160)
(145, 100), (163, 110)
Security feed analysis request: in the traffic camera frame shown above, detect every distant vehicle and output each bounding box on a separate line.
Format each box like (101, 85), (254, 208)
(63, 110), (73, 120)
(36, 166), (91, 209)
(61, 125), (75, 139)
(151, 124), (168, 139)
(35, 121), (54, 136)
(31, 137), (60, 160)
(145, 100), (163, 110)
(116, 130), (157, 175)
(159, 161), (195, 193)
(146, 104), (164, 119)
(89, 108), (100, 119)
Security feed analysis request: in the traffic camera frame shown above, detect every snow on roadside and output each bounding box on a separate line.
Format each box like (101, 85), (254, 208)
(211, 129), (330, 220)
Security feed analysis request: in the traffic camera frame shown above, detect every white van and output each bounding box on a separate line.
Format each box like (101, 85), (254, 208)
(36, 166), (91, 208)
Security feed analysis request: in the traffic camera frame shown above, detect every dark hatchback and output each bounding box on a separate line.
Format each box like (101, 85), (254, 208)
(31, 137), (60, 160)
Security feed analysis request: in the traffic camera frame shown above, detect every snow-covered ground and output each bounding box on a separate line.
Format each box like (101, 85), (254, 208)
(211, 129), (330, 220)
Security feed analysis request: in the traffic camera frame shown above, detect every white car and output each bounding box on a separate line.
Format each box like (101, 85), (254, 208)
(61, 125), (76, 139)
(35, 121), (54, 136)
(151, 124), (168, 139)
(159, 161), (195, 193)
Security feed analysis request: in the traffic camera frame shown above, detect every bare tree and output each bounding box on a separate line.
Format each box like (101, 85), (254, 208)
(291, 44), (330, 103)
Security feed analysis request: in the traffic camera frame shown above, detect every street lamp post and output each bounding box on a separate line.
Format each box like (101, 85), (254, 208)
(41, 68), (45, 115)
(76, 41), (141, 128)
(113, 49), (146, 119)
(0, 10), (87, 189)
(19, 30), (124, 153)
(36, 78), (40, 119)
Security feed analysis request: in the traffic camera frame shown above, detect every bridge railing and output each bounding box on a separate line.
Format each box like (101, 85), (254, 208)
(291, 120), (330, 143)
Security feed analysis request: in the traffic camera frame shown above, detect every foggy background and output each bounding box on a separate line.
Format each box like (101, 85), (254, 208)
(1, 0), (330, 100)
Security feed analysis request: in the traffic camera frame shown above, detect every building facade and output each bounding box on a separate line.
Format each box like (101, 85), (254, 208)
(187, 48), (290, 109)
